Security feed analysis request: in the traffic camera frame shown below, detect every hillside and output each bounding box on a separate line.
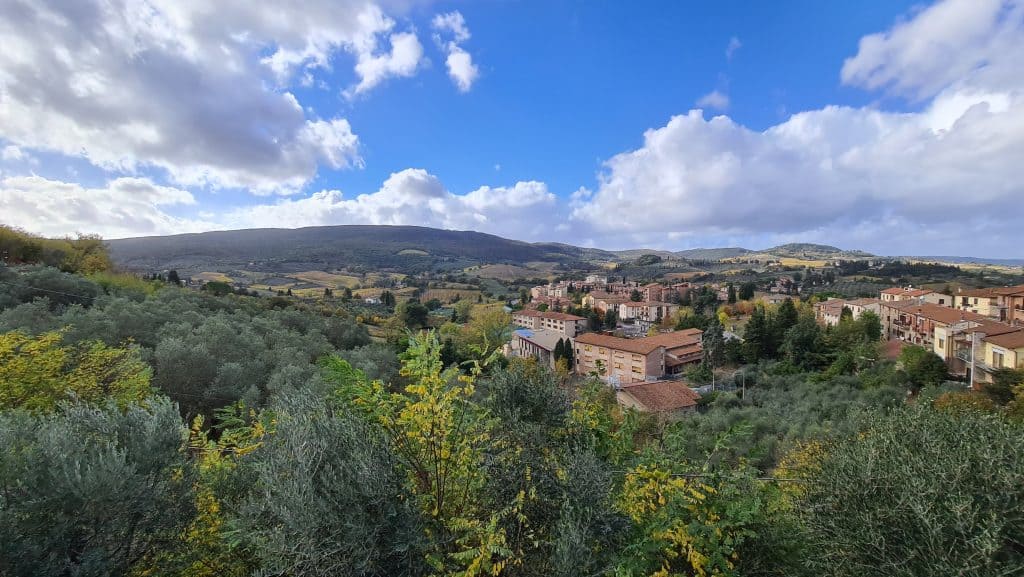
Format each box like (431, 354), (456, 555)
(107, 225), (603, 274)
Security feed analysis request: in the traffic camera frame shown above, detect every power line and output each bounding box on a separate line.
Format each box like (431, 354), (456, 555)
(0, 279), (102, 301)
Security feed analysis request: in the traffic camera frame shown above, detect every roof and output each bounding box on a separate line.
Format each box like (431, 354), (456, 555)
(575, 328), (702, 355)
(619, 381), (701, 412)
(620, 301), (676, 308)
(847, 298), (881, 306)
(514, 309), (585, 322)
(984, 329), (1024, 350)
(881, 287), (933, 297)
(513, 328), (566, 352)
(883, 301), (989, 325)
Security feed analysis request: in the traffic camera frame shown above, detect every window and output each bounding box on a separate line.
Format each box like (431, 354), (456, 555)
(584, 345), (592, 352)
(938, 337), (945, 350)
(993, 351), (1005, 368)
(631, 366), (642, 374)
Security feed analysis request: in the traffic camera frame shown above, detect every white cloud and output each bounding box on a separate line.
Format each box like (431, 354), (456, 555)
(1, 146), (23, 161)
(444, 45), (480, 92)
(726, 36), (742, 60)
(432, 11), (479, 92)
(571, 0), (1024, 256)
(0, 1), (434, 192)
(696, 90), (730, 111)
(432, 11), (471, 43)
(841, 0), (1023, 99)
(227, 168), (559, 240)
(0, 176), (209, 238)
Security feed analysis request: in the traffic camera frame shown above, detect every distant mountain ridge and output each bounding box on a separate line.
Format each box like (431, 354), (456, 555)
(106, 225), (887, 274)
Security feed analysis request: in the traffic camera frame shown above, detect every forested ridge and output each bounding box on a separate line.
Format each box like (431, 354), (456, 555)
(1, 235), (1024, 577)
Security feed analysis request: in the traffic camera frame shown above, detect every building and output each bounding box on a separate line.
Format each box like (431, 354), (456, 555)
(512, 309), (588, 338)
(615, 380), (701, 420)
(585, 274), (608, 285)
(955, 285), (1024, 324)
(879, 286), (951, 306)
(880, 300), (986, 350)
(641, 283), (667, 302)
(573, 329), (703, 385)
(814, 297), (881, 327)
(618, 301), (679, 327)
(582, 292), (630, 314)
(508, 328), (568, 369)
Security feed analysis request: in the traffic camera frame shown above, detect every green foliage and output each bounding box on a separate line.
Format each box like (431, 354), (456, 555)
(0, 225), (112, 273)
(898, 345), (949, 391)
(0, 399), (193, 576)
(0, 330), (153, 412)
(796, 405), (1024, 577)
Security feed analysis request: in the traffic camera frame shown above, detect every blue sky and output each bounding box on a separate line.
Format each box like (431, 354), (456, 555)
(1, 0), (1022, 257)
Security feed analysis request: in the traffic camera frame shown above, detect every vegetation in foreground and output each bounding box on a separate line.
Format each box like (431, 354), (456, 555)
(2, 235), (1024, 576)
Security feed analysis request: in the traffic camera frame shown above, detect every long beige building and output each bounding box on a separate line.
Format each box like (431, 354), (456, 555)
(512, 309), (588, 338)
(573, 329), (703, 385)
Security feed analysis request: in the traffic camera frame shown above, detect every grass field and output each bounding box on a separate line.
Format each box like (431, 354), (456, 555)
(422, 288), (483, 303)
(289, 271), (363, 288)
(193, 272), (233, 283)
(472, 264), (544, 280)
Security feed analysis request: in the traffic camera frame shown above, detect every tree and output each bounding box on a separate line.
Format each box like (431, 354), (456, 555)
(0, 330), (153, 412)
(701, 315), (725, 370)
(323, 287), (333, 298)
(463, 308), (512, 362)
(775, 298), (798, 332)
(167, 269), (181, 285)
(727, 283), (737, 304)
(553, 338), (566, 364)
(781, 315), (824, 370)
(380, 290), (396, 307)
(604, 309), (617, 329)
(630, 289), (642, 302)
(742, 305), (770, 363)
(0, 399), (193, 576)
(898, 345), (948, 391)
(326, 333), (522, 575)
(738, 281), (756, 301)
(397, 299), (430, 329)
(793, 405), (1024, 577)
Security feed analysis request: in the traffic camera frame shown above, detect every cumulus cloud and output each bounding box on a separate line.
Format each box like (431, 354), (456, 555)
(227, 168), (559, 240)
(0, 1), (433, 192)
(569, 0), (1024, 256)
(0, 176), (210, 238)
(1, 146), (24, 162)
(432, 11), (479, 92)
(696, 90), (730, 111)
(841, 0), (1023, 99)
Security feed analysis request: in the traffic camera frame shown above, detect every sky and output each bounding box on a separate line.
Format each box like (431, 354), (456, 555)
(0, 0), (1022, 257)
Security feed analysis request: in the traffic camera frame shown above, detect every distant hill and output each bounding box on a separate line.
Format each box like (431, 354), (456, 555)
(107, 225), (608, 274)
(763, 243), (873, 259)
(673, 247), (752, 260)
(905, 255), (1024, 267)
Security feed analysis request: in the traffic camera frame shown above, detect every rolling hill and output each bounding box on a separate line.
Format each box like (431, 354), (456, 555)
(107, 225), (614, 274)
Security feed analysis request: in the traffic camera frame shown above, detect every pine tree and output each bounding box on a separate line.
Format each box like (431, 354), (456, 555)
(727, 283), (736, 304)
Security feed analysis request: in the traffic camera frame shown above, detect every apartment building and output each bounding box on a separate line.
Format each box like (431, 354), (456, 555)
(582, 292), (630, 314)
(880, 287), (951, 306)
(618, 301), (679, 325)
(814, 297), (881, 327)
(512, 309), (588, 338)
(880, 300), (986, 349)
(508, 328), (566, 369)
(573, 329), (703, 384)
(955, 285), (1024, 325)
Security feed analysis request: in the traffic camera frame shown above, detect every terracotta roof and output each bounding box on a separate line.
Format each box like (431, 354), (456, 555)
(992, 284), (1024, 296)
(847, 298), (881, 306)
(958, 287), (1001, 298)
(514, 310), (585, 321)
(885, 301), (986, 325)
(984, 329), (1024, 350)
(619, 381), (700, 412)
(881, 287), (933, 296)
(575, 328), (703, 355)
(620, 301), (676, 308)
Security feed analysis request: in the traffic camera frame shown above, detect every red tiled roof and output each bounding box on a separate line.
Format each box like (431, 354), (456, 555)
(885, 301), (986, 325)
(619, 381), (700, 412)
(515, 310), (585, 321)
(575, 328), (703, 355)
(984, 329), (1024, 350)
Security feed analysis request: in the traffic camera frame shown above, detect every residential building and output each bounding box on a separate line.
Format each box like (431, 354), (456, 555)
(879, 286), (951, 306)
(512, 309), (588, 338)
(573, 329), (703, 385)
(814, 297), (881, 327)
(814, 299), (846, 327)
(582, 292), (630, 314)
(615, 380), (701, 420)
(641, 283), (667, 302)
(955, 285), (1024, 324)
(585, 274), (608, 285)
(508, 328), (567, 369)
(618, 301), (679, 327)
(880, 300), (986, 350)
